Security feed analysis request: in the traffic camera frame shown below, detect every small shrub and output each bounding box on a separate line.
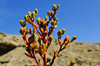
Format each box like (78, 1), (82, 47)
(19, 4), (77, 66)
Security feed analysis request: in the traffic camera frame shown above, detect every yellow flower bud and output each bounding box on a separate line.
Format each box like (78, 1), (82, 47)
(58, 39), (61, 43)
(31, 33), (36, 39)
(64, 40), (69, 44)
(19, 27), (28, 35)
(70, 60), (76, 65)
(42, 43), (47, 56)
(55, 21), (58, 25)
(43, 22), (47, 27)
(65, 45), (69, 48)
(32, 11), (35, 17)
(70, 36), (77, 42)
(55, 19), (59, 25)
(30, 42), (39, 50)
(47, 11), (51, 17)
(37, 17), (41, 22)
(54, 50), (58, 57)
(35, 8), (38, 14)
(28, 14), (32, 18)
(45, 16), (48, 21)
(56, 19), (58, 22)
(66, 35), (70, 40)
(20, 20), (27, 27)
(36, 17), (41, 25)
(28, 11), (31, 14)
(72, 64), (77, 66)
(57, 30), (62, 36)
(52, 4), (57, 9)
(51, 12), (54, 16)
(49, 35), (53, 42)
(62, 28), (65, 35)
(32, 11), (35, 20)
(46, 62), (50, 66)
(34, 42), (39, 49)
(57, 4), (60, 9)
(20, 20), (23, 25)
(51, 20), (55, 26)
(24, 15), (28, 21)
(53, 16), (56, 21)
(30, 43), (35, 48)
(42, 43), (46, 47)
(49, 26), (53, 31)
(39, 27), (44, 33)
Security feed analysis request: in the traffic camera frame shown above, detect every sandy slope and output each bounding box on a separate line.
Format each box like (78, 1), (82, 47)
(0, 32), (100, 66)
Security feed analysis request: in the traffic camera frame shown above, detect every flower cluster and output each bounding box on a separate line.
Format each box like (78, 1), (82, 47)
(69, 60), (77, 66)
(19, 4), (77, 66)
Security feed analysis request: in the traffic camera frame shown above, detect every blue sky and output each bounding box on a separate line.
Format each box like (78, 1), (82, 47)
(0, 0), (100, 43)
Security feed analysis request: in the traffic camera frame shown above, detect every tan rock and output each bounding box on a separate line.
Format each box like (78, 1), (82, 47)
(0, 33), (100, 66)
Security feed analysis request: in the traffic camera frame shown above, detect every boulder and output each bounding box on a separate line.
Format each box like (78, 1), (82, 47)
(0, 32), (17, 56)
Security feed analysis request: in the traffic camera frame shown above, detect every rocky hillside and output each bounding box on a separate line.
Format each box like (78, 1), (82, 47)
(0, 32), (100, 66)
